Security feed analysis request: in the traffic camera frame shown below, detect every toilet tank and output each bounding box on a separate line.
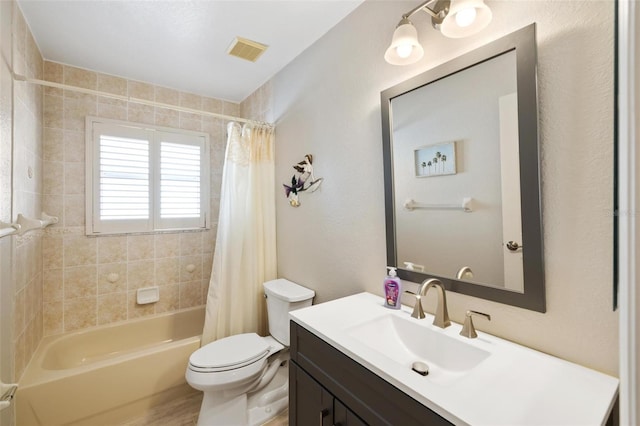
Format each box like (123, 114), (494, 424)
(263, 279), (315, 346)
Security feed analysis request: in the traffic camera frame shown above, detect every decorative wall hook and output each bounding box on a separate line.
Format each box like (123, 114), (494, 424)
(283, 154), (324, 207)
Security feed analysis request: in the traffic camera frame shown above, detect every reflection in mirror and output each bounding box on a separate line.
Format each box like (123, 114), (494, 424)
(392, 50), (523, 292)
(381, 24), (545, 312)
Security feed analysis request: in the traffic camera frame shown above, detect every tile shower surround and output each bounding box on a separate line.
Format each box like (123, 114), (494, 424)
(42, 231), (215, 334)
(11, 2), (45, 382)
(7, 14), (268, 380)
(4, 0), (274, 402)
(40, 61), (239, 337)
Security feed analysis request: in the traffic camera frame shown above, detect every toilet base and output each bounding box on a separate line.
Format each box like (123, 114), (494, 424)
(197, 392), (249, 426)
(247, 365), (288, 425)
(196, 360), (289, 426)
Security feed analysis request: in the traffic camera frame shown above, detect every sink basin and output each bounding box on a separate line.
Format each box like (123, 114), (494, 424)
(347, 314), (490, 384)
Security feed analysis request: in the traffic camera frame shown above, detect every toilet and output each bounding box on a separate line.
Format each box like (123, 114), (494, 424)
(186, 279), (315, 426)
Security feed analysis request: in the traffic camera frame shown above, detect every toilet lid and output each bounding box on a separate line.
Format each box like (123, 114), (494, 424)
(189, 333), (270, 371)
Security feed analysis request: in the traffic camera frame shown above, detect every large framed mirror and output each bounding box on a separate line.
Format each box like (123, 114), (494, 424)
(381, 24), (545, 312)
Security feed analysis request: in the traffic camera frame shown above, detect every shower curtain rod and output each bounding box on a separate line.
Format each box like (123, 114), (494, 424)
(12, 73), (274, 128)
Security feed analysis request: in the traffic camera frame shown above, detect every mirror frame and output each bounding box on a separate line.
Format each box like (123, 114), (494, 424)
(381, 24), (545, 312)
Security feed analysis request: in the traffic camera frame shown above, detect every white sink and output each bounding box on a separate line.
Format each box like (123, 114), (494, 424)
(289, 292), (619, 426)
(347, 314), (490, 384)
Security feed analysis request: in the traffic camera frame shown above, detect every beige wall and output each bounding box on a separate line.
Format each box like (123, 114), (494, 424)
(40, 63), (238, 335)
(240, 82), (273, 124)
(10, 3), (44, 383)
(635, 0), (640, 416)
(244, 0), (618, 375)
(0, 1), (12, 225)
(0, 5), (15, 426)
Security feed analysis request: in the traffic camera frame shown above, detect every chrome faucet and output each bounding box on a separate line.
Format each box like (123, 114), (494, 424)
(408, 278), (451, 328)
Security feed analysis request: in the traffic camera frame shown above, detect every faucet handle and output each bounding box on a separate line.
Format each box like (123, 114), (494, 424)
(404, 291), (425, 319)
(460, 310), (491, 339)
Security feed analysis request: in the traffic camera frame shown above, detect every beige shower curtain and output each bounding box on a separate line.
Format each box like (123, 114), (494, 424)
(201, 122), (277, 345)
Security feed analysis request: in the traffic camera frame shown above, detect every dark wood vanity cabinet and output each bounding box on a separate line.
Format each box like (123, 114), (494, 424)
(289, 322), (453, 426)
(290, 362), (366, 426)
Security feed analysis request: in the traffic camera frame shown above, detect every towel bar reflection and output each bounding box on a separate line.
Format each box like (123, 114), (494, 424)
(403, 197), (473, 212)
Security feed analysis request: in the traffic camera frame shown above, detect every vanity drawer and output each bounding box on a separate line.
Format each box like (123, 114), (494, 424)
(290, 321), (452, 426)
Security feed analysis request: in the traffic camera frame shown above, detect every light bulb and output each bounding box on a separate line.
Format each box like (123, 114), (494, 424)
(396, 44), (413, 59)
(455, 7), (477, 28)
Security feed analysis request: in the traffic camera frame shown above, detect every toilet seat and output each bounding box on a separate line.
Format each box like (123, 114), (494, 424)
(189, 333), (270, 373)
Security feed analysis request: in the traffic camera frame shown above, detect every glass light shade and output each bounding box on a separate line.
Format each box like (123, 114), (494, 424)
(440, 0), (492, 38)
(384, 19), (424, 65)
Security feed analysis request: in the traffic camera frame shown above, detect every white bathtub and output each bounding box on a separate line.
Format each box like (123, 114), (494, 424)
(17, 307), (204, 426)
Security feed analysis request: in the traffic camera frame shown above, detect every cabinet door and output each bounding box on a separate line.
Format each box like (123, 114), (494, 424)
(334, 399), (367, 426)
(290, 362), (334, 426)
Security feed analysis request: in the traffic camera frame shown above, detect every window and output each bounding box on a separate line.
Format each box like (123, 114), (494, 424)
(86, 117), (210, 235)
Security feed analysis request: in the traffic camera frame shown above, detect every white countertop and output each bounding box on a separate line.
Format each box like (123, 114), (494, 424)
(289, 292), (619, 426)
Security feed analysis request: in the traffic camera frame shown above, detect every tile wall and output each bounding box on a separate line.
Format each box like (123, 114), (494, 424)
(6, 2), (247, 381)
(0, 0), (13, 418)
(11, 3), (44, 381)
(40, 62), (237, 335)
(240, 80), (273, 123)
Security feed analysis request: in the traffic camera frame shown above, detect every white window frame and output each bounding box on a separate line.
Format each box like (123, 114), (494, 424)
(86, 117), (210, 235)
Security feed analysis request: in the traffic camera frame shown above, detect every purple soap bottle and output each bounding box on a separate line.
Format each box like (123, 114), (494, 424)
(383, 267), (402, 309)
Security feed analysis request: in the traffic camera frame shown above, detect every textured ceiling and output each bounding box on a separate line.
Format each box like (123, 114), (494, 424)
(18, 0), (364, 102)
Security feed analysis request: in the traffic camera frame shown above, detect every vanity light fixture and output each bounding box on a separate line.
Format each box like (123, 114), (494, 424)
(384, 17), (425, 66)
(384, 0), (492, 66)
(440, 0), (492, 38)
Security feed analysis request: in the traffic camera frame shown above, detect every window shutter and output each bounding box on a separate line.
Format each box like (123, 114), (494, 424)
(160, 141), (201, 219)
(89, 122), (154, 233)
(86, 118), (209, 235)
(99, 135), (150, 220)
(156, 132), (207, 229)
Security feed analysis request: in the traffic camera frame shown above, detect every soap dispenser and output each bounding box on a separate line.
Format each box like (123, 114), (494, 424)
(383, 267), (402, 309)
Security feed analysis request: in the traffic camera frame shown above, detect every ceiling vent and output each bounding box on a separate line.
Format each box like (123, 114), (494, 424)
(227, 37), (268, 62)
